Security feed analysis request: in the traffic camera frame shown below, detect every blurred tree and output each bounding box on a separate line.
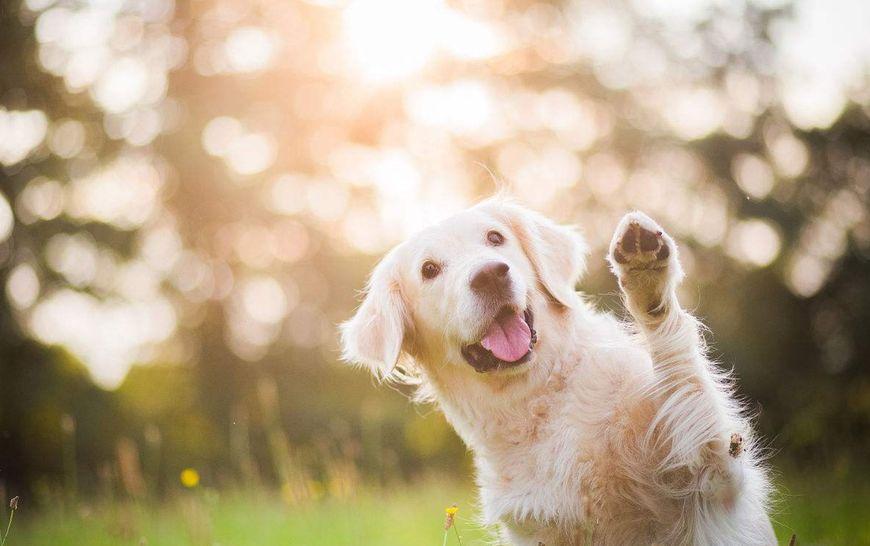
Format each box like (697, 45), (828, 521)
(0, 0), (868, 500)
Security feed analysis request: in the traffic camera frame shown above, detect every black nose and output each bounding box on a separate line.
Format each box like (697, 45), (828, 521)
(470, 261), (511, 296)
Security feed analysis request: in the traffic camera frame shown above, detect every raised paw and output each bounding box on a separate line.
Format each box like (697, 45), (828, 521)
(608, 212), (683, 318)
(612, 219), (669, 269)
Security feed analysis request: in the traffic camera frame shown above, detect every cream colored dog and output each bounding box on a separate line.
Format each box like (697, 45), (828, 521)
(341, 200), (775, 545)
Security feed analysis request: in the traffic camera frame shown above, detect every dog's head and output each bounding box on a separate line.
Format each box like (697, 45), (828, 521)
(340, 200), (587, 381)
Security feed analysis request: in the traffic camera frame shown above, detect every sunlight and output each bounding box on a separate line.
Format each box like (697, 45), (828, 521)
(5, 262), (40, 309)
(342, 0), (443, 82)
(405, 80), (495, 138)
(45, 232), (99, 288)
(17, 177), (65, 223)
(0, 192), (13, 243)
(93, 57), (150, 113)
(240, 275), (291, 324)
(49, 118), (86, 158)
(787, 253), (829, 297)
(767, 131), (809, 178)
(664, 87), (725, 140)
(29, 288), (177, 388)
(341, 0), (502, 83)
(67, 155), (162, 229)
(224, 27), (277, 73)
(202, 116), (277, 176)
(774, 0), (870, 129)
(0, 108), (48, 166)
(726, 218), (782, 268)
(268, 174), (308, 216)
(226, 133), (277, 176)
(732, 154), (775, 200)
(202, 116), (243, 156)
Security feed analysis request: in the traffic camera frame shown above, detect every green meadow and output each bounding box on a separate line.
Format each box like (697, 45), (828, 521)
(6, 472), (868, 546)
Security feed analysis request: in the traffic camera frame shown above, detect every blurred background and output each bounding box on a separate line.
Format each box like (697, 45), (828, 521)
(0, 0), (868, 543)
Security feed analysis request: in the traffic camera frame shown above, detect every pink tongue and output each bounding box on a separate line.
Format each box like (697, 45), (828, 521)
(480, 312), (531, 362)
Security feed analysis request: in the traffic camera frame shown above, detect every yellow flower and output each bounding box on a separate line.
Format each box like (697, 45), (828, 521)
(180, 468), (200, 488)
(444, 504), (459, 530)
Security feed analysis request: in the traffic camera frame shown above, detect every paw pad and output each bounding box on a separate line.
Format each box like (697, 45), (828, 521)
(613, 221), (670, 269)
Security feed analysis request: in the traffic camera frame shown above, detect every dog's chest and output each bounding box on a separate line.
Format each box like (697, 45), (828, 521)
(475, 390), (597, 528)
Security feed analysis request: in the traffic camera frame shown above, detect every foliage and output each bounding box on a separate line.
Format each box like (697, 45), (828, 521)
(0, 0), (868, 511)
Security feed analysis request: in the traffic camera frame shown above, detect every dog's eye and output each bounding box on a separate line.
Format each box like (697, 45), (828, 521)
(486, 230), (505, 246)
(421, 260), (441, 280)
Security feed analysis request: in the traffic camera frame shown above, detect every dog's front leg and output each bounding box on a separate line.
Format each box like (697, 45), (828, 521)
(607, 212), (774, 544)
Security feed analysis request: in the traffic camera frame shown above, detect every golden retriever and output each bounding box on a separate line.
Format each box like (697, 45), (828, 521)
(341, 199), (775, 545)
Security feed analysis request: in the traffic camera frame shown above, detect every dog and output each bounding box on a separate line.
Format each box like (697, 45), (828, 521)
(341, 200), (776, 545)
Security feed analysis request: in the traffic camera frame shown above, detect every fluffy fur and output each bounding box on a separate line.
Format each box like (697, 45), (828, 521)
(341, 200), (775, 545)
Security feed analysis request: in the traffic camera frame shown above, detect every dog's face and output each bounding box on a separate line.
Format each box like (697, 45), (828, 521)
(341, 200), (588, 381)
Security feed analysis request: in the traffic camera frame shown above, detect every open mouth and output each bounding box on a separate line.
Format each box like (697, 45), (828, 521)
(461, 307), (537, 373)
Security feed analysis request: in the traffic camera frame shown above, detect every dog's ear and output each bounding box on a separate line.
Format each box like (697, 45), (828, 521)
(496, 202), (588, 308)
(340, 254), (411, 381)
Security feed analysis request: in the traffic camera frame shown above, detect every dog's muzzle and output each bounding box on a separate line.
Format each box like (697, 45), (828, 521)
(461, 307), (537, 373)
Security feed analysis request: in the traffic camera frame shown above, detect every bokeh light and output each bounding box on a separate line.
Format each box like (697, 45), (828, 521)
(11, 0), (860, 390)
(1, 1), (869, 521)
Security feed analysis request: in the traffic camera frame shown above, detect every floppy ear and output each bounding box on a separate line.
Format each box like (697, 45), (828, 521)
(495, 202), (588, 308)
(340, 256), (412, 381)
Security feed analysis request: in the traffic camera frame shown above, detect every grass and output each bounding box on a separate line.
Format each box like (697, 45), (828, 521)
(7, 474), (869, 545)
(10, 481), (492, 546)
(770, 471), (870, 545)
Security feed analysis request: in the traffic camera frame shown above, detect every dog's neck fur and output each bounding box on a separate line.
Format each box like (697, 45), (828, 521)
(416, 293), (584, 452)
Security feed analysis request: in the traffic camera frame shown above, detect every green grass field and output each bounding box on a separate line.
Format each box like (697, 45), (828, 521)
(8, 481), (492, 546)
(6, 474), (869, 545)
